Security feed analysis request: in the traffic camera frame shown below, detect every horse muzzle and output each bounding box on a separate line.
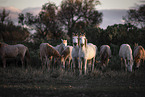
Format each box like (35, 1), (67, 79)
(81, 44), (84, 47)
(73, 43), (77, 46)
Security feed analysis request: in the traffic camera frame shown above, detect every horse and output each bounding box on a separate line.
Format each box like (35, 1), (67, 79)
(79, 34), (97, 74)
(0, 42), (30, 68)
(100, 45), (111, 69)
(39, 43), (61, 70)
(54, 39), (67, 54)
(61, 46), (73, 69)
(53, 39), (67, 66)
(119, 44), (134, 72)
(133, 43), (145, 69)
(71, 33), (80, 70)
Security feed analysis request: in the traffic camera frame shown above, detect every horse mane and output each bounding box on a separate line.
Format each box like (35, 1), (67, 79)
(61, 47), (70, 58)
(55, 42), (65, 53)
(47, 43), (61, 57)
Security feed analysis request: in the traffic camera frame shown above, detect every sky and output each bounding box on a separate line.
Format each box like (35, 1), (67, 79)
(0, 0), (144, 29)
(0, 0), (142, 10)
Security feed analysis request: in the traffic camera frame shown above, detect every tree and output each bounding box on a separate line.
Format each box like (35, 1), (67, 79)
(18, 2), (64, 41)
(57, 0), (102, 38)
(123, 4), (145, 28)
(0, 9), (29, 42)
(0, 9), (10, 24)
(18, 13), (24, 25)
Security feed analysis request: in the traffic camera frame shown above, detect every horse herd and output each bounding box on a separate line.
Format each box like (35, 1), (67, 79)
(0, 33), (145, 74)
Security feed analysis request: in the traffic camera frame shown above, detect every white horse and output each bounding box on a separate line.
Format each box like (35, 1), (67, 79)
(100, 45), (111, 68)
(119, 44), (134, 72)
(79, 34), (97, 74)
(0, 42), (30, 68)
(71, 33), (80, 70)
(52, 39), (67, 67)
(54, 39), (67, 54)
(61, 46), (73, 69)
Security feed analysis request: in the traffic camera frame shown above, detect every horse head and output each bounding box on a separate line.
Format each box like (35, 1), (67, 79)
(61, 39), (67, 47)
(127, 59), (134, 72)
(72, 33), (79, 46)
(79, 33), (87, 47)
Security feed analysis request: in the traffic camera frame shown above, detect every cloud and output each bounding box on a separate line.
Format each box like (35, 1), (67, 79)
(0, 0), (7, 3)
(0, 6), (21, 24)
(0, 7), (41, 25)
(22, 7), (41, 15)
(99, 9), (128, 29)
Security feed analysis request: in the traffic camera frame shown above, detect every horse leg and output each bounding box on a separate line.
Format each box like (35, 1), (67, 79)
(79, 58), (82, 70)
(84, 59), (87, 75)
(72, 58), (75, 70)
(136, 59), (141, 69)
(68, 58), (71, 69)
(92, 57), (95, 72)
(63, 58), (66, 69)
(70, 59), (72, 69)
(47, 58), (51, 71)
(107, 58), (109, 66)
(120, 58), (123, 69)
(124, 59), (127, 71)
(20, 56), (24, 68)
(41, 58), (44, 70)
(2, 58), (6, 68)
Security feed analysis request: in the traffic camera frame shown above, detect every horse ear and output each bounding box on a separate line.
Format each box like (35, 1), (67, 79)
(85, 39), (87, 47)
(134, 43), (138, 47)
(72, 32), (74, 36)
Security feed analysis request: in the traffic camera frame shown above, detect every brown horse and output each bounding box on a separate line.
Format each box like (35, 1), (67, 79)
(0, 42), (30, 68)
(100, 45), (111, 68)
(134, 43), (145, 69)
(39, 43), (61, 69)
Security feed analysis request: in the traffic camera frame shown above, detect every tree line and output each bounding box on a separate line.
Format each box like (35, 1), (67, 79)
(0, 0), (144, 48)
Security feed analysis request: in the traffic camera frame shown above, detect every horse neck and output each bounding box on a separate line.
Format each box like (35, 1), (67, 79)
(128, 53), (133, 61)
(79, 45), (86, 52)
(55, 43), (65, 53)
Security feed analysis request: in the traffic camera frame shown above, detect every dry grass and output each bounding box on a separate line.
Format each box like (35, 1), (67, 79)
(0, 64), (145, 97)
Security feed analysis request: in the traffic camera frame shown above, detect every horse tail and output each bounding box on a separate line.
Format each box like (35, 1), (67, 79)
(101, 47), (108, 60)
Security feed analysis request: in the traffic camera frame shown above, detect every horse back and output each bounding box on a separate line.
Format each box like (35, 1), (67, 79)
(1, 45), (19, 58)
(119, 44), (133, 60)
(86, 43), (97, 60)
(100, 45), (111, 60)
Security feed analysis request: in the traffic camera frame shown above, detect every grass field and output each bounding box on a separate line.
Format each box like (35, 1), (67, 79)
(0, 63), (145, 97)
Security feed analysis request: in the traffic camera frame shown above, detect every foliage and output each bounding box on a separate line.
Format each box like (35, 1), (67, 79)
(123, 4), (145, 28)
(18, 3), (64, 41)
(57, 0), (103, 38)
(0, 9), (10, 24)
(83, 23), (145, 56)
(0, 9), (30, 43)
(18, 0), (102, 41)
